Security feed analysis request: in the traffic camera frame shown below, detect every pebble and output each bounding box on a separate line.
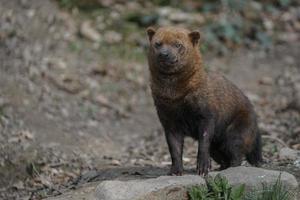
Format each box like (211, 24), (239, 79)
(259, 76), (273, 85)
(246, 92), (260, 103)
(104, 31), (122, 44)
(110, 160), (121, 166)
(80, 21), (101, 42)
(279, 147), (300, 161)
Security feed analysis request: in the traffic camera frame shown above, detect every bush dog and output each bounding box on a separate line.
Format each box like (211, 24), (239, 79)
(146, 27), (262, 176)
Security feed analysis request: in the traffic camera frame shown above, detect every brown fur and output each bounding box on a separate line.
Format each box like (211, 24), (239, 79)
(147, 27), (262, 176)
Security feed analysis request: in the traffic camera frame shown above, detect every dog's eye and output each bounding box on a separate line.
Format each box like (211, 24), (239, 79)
(154, 42), (162, 48)
(174, 42), (182, 48)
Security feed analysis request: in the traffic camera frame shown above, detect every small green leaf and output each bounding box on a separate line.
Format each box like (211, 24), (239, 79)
(231, 184), (245, 199)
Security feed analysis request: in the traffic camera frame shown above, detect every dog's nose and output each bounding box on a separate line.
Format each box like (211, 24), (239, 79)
(159, 51), (169, 59)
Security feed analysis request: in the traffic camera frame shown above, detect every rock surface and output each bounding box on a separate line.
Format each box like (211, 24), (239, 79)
(47, 166), (299, 200)
(279, 147), (300, 161)
(80, 21), (101, 42)
(94, 175), (205, 200)
(210, 166), (298, 191)
(92, 166), (297, 200)
(47, 183), (98, 200)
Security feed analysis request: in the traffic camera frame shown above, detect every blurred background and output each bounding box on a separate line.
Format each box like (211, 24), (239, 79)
(0, 0), (299, 199)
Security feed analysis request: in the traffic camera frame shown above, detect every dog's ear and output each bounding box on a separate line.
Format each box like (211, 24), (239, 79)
(189, 31), (200, 46)
(146, 27), (156, 41)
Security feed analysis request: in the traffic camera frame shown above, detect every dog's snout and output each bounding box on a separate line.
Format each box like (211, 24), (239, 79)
(159, 50), (170, 59)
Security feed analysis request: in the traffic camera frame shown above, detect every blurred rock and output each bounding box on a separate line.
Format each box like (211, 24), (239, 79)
(0, 97), (8, 107)
(292, 143), (300, 150)
(93, 167), (298, 200)
(95, 175), (205, 200)
(46, 58), (67, 70)
(12, 180), (25, 190)
(110, 159), (121, 166)
(100, 0), (116, 7)
(157, 7), (204, 25)
(80, 21), (101, 42)
(259, 76), (273, 85)
(210, 166), (298, 192)
(157, 7), (173, 17)
(26, 9), (35, 18)
(264, 19), (274, 31)
(169, 11), (191, 23)
(29, 66), (40, 79)
(283, 56), (296, 65)
(8, 130), (34, 143)
(104, 31), (122, 44)
(127, 1), (141, 11)
(246, 92), (260, 103)
(90, 65), (108, 76)
(95, 94), (110, 105)
(49, 73), (85, 94)
(279, 147), (300, 161)
(294, 160), (300, 168)
(278, 32), (299, 43)
(286, 82), (300, 112)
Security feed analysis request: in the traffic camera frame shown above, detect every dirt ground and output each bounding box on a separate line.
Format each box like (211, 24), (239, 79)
(0, 0), (299, 199)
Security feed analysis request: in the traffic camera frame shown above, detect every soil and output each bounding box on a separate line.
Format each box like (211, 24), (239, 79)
(0, 0), (299, 199)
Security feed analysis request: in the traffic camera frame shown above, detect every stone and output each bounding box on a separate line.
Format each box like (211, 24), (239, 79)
(48, 73), (85, 94)
(209, 166), (298, 192)
(80, 21), (101, 42)
(294, 160), (300, 168)
(47, 167), (298, 200)
(46, 182), (98, 200)
(168, 12), (190, 23)
(278, 32), (299, 43)
(95, 167), (298, 200)
(245, 92), (260, 103)
(259, 76), (273, 85)
(0, 97), (7, 107)
(279, 147), (300, 161)
(94, 175), (205, 200)
(104, 31), (122, 44)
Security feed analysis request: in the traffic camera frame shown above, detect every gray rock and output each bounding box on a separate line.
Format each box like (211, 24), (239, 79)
(104, 31), (122, 44)
(80, 21), (101, 42)
(48, 167), (298, 200)
(95, 167), (298, 200)
(209, 166), (298, 192)
(46, 182), (98, 200)
(94, 175), (205, 200)
(279, 147), (300, 161)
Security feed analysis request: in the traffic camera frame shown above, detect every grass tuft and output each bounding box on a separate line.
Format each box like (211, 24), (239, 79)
(245, 175), (295, 200)
(189, 174), (245, 200)
(188, 174), (295, 200)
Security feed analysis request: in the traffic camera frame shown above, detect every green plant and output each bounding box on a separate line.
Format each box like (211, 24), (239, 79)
(245, 175), (295, 200)
(0, 106), (4, 117)
(189, 186), (210, 200)
(189, 174), (245, 200)
(0, 105), (5, 126)
(69, 41), (82, 52)
(188, 174), (295, 200)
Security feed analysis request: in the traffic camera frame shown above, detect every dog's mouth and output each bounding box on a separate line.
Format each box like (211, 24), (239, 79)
(157, 59), (182, 75)
(158, 58), (178, 66)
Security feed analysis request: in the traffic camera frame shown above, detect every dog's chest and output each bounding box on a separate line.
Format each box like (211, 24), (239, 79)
(157, 101), (205, 138)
